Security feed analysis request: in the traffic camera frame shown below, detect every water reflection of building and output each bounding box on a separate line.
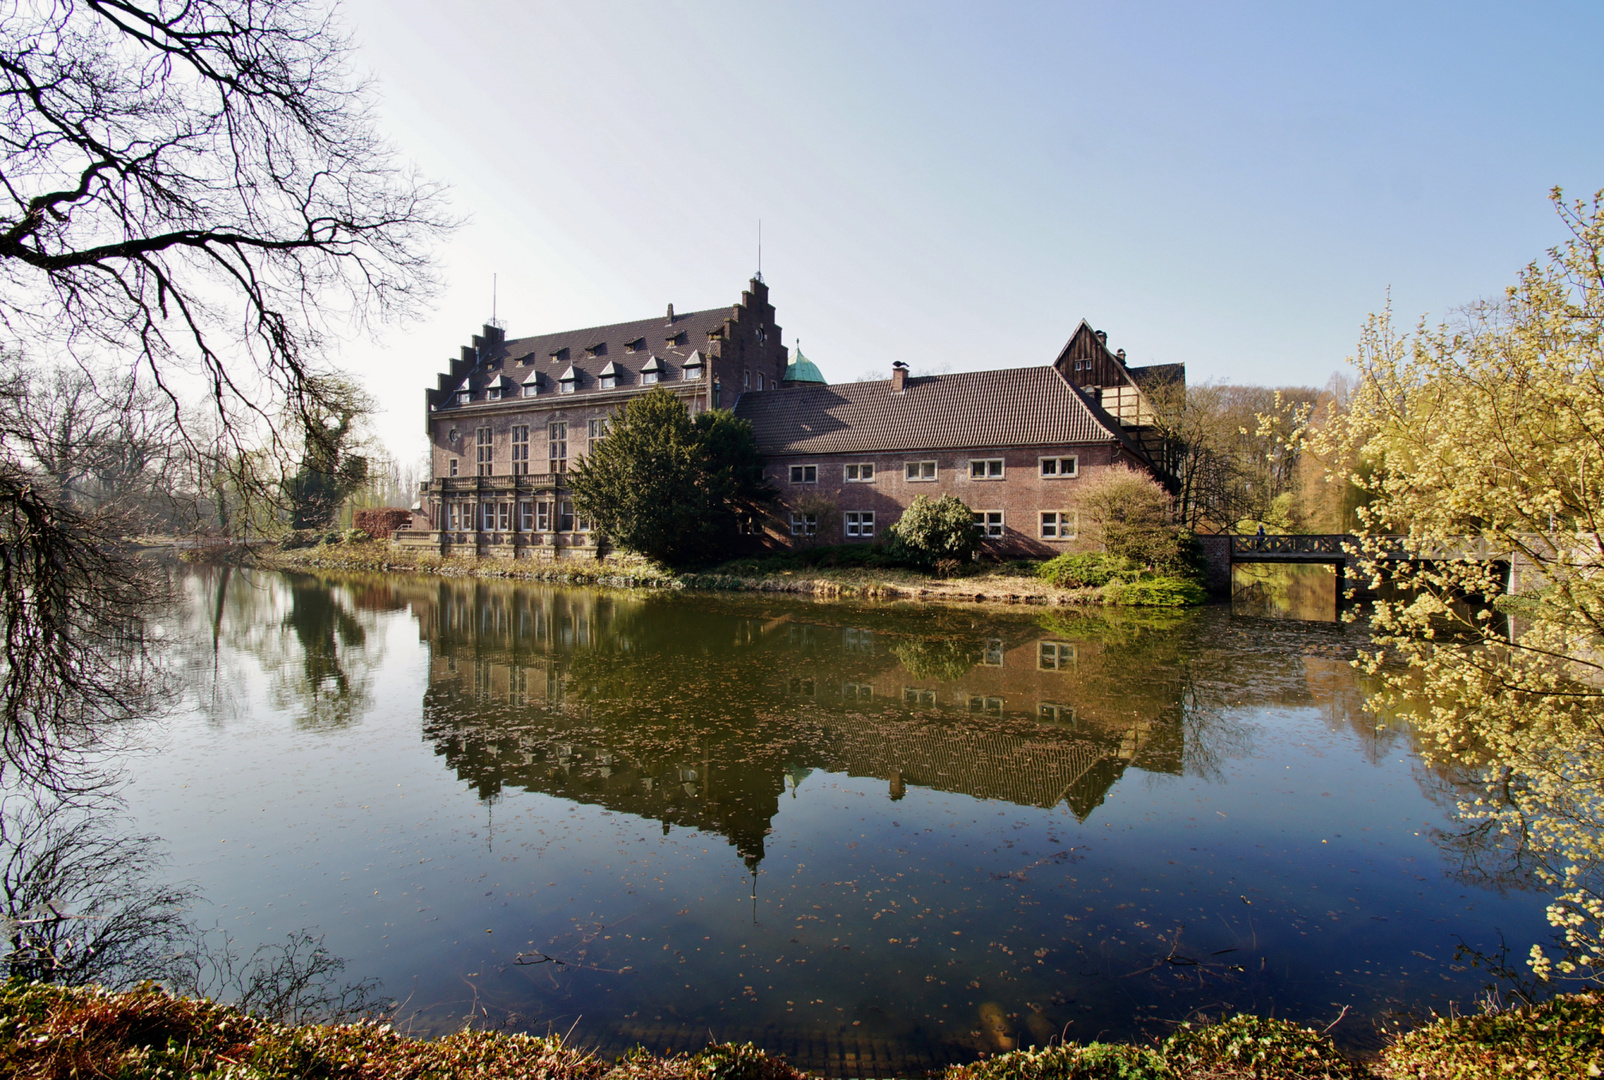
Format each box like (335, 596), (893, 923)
(401, 580), (1186, 865)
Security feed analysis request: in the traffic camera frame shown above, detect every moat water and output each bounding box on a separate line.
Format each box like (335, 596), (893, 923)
(125, 567), (1551, 1075)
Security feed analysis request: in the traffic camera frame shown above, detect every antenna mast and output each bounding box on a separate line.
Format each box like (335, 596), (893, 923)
(492, 273), (498, 327)
(757, 220), (763, 283)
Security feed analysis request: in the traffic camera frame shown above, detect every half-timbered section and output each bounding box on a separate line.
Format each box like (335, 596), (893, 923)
(1053, 320), (1183, 463)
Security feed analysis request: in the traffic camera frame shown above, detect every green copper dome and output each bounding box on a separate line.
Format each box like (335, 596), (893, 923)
(783, 348), (826, 385)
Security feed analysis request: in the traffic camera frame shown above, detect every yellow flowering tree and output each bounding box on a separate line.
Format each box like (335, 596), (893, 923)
(1285, 188), (1604, 985)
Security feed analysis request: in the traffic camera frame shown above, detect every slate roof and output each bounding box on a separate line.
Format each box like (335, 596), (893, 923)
(447, 307), (729, 402)
(733, 366), (1127, 455)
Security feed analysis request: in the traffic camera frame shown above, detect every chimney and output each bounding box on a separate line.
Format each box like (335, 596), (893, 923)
(1094, 329), (1108, 347)
(666, 303), (675, 323)
(1116, 348), (1126, 363)
(891, 360), (908, 393)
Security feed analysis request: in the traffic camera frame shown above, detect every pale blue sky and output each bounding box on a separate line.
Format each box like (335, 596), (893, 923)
(339, 1), (1604, 460)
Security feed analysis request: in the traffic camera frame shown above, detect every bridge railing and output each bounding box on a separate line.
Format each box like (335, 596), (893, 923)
(1228, 534), (1502, 561)
(1229, 534), (1347, 557)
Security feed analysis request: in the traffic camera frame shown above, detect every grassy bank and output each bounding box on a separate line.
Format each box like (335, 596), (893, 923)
(4, 980), (1600, 1079)
(242, 539), (1208, 607)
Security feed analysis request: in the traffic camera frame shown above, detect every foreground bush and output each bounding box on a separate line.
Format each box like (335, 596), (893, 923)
(1037, 553), (1137, 589)
(1106, 576), (1208, 607)
(0, 980), (806, 1080)
(1162, 1015), (1364, 1079)
(947, 1041), (1172, 1080)
(1375, 990), (1604, 1079)
(885, 495), (980, 569)
(10, 979), (1603, 1080)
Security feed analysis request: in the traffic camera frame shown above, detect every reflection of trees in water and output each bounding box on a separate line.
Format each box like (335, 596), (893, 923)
(0, 782), (383, 1020)
(173, 568), (384, 730)
(0, 790), (191, 985)
(1230, 563), (1338, 621)
(890, 637), (977, 681)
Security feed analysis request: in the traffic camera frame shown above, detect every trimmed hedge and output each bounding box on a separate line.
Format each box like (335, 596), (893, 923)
(353, 507), (413, 540)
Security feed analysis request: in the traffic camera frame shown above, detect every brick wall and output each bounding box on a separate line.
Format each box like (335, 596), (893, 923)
(763, 443), (1133, 555)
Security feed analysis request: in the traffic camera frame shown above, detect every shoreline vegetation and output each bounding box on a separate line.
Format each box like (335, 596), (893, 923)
(3, 980), (1599, 1080)
(188, 537), (1213, 608)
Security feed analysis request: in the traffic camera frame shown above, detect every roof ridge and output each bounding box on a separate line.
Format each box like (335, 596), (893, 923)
(505, 306), (728, 348)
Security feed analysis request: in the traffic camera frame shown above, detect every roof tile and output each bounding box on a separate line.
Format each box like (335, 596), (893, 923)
(733, 366), (1123, 454)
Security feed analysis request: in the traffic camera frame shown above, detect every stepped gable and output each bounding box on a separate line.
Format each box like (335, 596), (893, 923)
(733, 364), (1126, 455)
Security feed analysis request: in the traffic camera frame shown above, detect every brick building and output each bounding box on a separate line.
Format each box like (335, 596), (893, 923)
(734, 320), (1178, 556)
(404, 277), (787, 559)
(401, 279), (1178, 560)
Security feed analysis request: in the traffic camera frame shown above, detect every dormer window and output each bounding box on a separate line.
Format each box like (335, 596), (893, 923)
(550, 347), (569, 363)
(487, 387), (501, 401)
(683, 351), (705, 379)
(559, 365), (579, 394)
(522, 370), (542, 397)
(639, 354), (665, 385)
(586, 342), (606, 358)
(597, 360), (620, 390)
(666, 331), (686, 347)
(624, 337), (646, 353)
(456, 390), (471, 405)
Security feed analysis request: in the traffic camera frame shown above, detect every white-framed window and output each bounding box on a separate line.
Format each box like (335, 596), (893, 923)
(456, 390), (470, 404)
(789, 512), (818, 536)
(496, 502), (512, 531)
(967, 695), (1003, 715)
(588, 418), (610, 440)
(518, 501), (533, 531)
(905, 460), (936, 481)
(476, 427), (493, 476)
(536, 501), (551, 532)
(842, 683), (873, 700)
(844, 463), (875, 482)
(789, 464), (818, 484)
(487, 387), (501, 401)
(481, 502), (496, 531)
(969, 458), (1005, 479)
(844, 510), (875, 538)
(523, 382), (540, 398)
(982, 639), (1003, 666)
(1040, 510), (1077, 539)
(447, 503), (460, 530)
(599, 373), (617, 390)
(903, 687), (936, 707)
(449, 458), (458, 477)
(511, 425), (529, 475)
(559, 499), (575, 532)
(549, 422), (567, 473)
(756, 372), (765, 390)
(1038, 702), (1076, 724)
(642, 369), (659, 385)
(973, 510), (1004, 537)
(1039, 641), (1077, 670)
(743, 370), (750, 389)
(1040, 455), (1078, 478)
